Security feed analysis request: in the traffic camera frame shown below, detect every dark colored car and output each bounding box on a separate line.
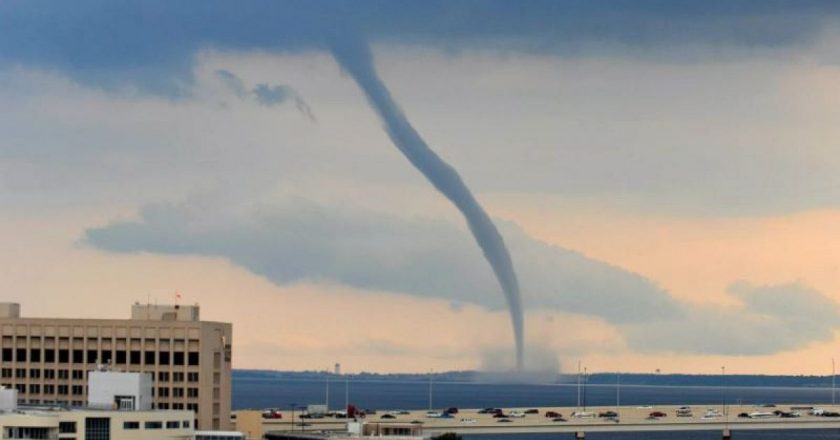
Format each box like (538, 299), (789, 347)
(738, 413), (750, 418)
(524, 409), (539, 414)
(478, 408), (497, 414)
(497, 418), (512, 423)
(823, 412), (840, 417)
(545, 411), (561, 418)
(492, 413), (508, 418)
(599, 411), (618, 418)
(381, 414), (396, 419)
(552, 417), (567, 422)
(649, 411), (667, 418)
(446, 407), (459, 415)
(410, 420), (424, 424)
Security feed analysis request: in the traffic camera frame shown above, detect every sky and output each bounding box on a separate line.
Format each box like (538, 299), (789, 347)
(3, 1), (840, 374)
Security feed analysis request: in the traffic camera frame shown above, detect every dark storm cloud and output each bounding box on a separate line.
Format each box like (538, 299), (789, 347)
(1, 1), (838, 96)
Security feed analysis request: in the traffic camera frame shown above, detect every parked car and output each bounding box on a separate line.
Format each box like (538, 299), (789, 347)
(598, 411), (618, 418)
(477, 408), (495, 414)
(508, 411), (526, 418)
(545, 411), (561, 418)
(649, 411), (667, 418)
(737, 413), (750, 418)
(524, 409), (539, 414)
(410, 420), (424, 424)
(446, 407), (459, 415)
(381, 414), (396, 419)
(823, 411), (840, 417)
(261, 409), (282, 419)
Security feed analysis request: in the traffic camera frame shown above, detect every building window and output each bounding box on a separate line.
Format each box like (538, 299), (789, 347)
(29, 349), (41, 363)
(128, 351), (140, 365)
(72, 349), (84, 363)
(187, 403), (198, 412)
(44, 384), (55, 394)
(173, 403), (184, 410)
(44, 349), (55, 363)
(1, 348), (11, 362)
(115, 351), (126, 364)
(58, 370), (69, 380)
(144, 421), (163, 430)
(28, 384), (40, 394)
(123, 421), (139, 430)
(15, 348), (26, 362)
(0, 368), (10, 378)
(85, 417), (111, 440)
(72, 370), (84, 380)
(158, 372), (170, 382)
(173, 352), (185, 366)
(173, 372), (184, 382)
(188, 352), (199, 366)
(158, 402), (170, 409)
(182, 420), (190, 429)
(166, 421), (180, 429)
(159, 351), (170, 365)
(59, 421), (77, 434)
(187, 372), (199, 382)
(144, 351), (155, 365)
(72, 385), (84, 395)
(29, 369), (41, 379)
(44, 369), (55, 379)
(58, 349), (69, 363)
(158, 387), (170, 398)
(15, 368), (26, 379)
(87, 350), (98, 364)
(187, 388), (198, 398)
(101, 350), (112, 364)
(58, 385), (69, 395)
(4, 427), (53, 439)
(173, 388), (184, 398)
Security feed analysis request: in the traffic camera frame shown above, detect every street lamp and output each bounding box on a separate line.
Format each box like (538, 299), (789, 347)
(290, 403), (296, 432)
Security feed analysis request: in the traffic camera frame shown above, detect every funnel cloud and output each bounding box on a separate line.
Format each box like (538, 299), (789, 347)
(330, 36), (525, 370)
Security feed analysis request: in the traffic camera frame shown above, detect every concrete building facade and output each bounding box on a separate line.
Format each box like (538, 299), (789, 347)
(0, 303), (232, 430)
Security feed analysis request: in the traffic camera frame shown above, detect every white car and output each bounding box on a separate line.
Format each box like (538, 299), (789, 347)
(508, 410), (526, 418)
(572, 411), (596, 418)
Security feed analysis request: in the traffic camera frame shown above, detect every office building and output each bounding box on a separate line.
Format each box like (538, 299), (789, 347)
(0, 302), (232, 430)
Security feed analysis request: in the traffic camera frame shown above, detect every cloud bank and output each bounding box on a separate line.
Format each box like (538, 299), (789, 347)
(84, 199), (840, 356)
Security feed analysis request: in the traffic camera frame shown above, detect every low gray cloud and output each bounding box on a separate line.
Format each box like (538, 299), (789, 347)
(83, 200), (840, 356)
(84, 198), (677, 323)
(625, 281), (840, 355)
(214, 69), (316, 120)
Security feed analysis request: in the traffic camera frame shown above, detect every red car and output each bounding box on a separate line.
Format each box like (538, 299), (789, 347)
(545, 411), (561, 418)
(649, 411), (667, 418)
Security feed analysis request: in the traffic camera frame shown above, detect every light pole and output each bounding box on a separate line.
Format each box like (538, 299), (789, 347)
(583, 367), (588, 412)
(290, 403), (296, 432)
(345, 375), (350, 413)
(576, 361), (581, 412)
(833, 358), (836, 406)
(326, 373), (330, 411)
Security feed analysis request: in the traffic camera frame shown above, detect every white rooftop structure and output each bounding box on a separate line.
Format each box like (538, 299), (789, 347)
(0, 387), (17, 412)
(87, 369), (154, 411)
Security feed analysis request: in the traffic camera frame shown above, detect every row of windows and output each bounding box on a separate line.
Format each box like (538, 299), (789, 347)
(156, 387), (199, 398)
(1, 348), (200, 365)
(4, 383), (199, 399)
(123, 420), (190, 430)
(2, 368), (84, 379)
(2, 368), (199, 382)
